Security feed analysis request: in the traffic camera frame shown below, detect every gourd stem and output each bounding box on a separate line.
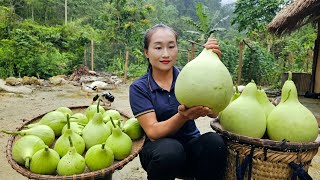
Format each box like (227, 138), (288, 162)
(97, 98), (101, 113)
(235, 83), (239, 93)
(102, 143), (105, 149)
(0, 130), (21, 135)
(25, 157), (31, 169)
(110, 117), (116, 128)
(288, 71), (292, 80)
(67, 114), (71, 129)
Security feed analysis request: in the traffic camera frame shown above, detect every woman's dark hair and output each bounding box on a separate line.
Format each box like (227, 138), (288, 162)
(143, 24), (178, 50)
(143, 24), (178, 70)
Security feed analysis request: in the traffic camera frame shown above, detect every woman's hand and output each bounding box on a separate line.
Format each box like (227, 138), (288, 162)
(178, 105), (213, 120)
(203, 38), (222, 59)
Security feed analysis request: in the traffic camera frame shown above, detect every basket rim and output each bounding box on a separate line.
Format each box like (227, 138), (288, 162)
(6, 105), (145, 180)
(210, 119), (320, 151)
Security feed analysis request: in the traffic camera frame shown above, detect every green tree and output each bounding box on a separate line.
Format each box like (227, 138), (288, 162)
(231, 0), (289, 33)
(182, 2), (226, 43)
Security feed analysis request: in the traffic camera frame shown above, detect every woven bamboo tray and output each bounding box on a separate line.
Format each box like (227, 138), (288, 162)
(210, 119), (320, 180)
(6, 106), (145, 180)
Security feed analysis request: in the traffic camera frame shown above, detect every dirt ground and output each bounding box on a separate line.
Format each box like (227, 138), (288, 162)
(0, 82), (319, 180)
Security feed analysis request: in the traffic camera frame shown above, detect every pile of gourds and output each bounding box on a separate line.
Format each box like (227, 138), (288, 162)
(175, 48), (318, 143)
(220, 72), (318, 142)
(1, 100), (143, 175)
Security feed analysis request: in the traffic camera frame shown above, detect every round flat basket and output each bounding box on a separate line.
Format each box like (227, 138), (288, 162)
(210, 119), (320, 180)
(6, 106), (145, 180)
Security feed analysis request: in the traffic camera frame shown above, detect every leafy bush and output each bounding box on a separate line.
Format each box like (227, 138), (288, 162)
(220, 41), (239, 80)
(0, 20), (88, 79)
(242, 43), (278, 85)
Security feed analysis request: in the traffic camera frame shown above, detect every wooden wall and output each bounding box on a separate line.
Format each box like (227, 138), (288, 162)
(282, 73), (311, 95)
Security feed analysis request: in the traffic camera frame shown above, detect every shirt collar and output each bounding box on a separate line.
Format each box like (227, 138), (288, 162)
(148, 66), (180, 92)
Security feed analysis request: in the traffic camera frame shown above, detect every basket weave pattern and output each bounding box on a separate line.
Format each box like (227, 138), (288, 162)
(225, 141), (318, 180)
(210, 120), (320, 180)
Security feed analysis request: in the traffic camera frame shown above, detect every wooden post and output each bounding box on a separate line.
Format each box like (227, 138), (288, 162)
(237, 41), (245, 85)
(314, 38), (320, 93)
(187, 40), (202, 60)
(306, 49), (313, 72)
(191, 42), (195, 60)
(289, 52), (294, 70)
(84, 45), (87, 66)
(64, 0), (67, 25)
(124, 50), (129, 83)
(310, 21), (320, 94)
(91, 40), (94, 71)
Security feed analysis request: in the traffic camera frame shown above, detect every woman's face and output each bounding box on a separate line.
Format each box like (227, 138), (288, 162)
(145, 28), (178, 72)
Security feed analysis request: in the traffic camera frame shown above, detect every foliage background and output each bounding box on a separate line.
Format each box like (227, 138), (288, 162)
(0, 0), (317, 88)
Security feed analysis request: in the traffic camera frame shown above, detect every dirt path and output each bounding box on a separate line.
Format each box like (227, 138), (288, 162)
(0, 83), (319, 180)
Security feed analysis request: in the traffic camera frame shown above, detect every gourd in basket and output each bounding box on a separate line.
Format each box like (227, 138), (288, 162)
(5, 105), (145, 180)
(213, 72), (320, 180)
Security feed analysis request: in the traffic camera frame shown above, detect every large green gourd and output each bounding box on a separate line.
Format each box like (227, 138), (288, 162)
(175, 48), (233, 114)
(267, 72), (318, 142)
(85, 143), (114, 171)
(220, 81), (267, 138)
(27, 111), (67, 136)
(82, 101), (111, 149)
(57, 137), (85, 175)
(54, 115), (85, 157)
(106, 117), (132, 160)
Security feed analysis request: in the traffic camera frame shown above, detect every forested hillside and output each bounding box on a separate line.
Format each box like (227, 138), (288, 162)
(0, 0), (317, 87)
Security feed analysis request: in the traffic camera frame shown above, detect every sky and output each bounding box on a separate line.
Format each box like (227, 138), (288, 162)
(221, 0), (236, 5)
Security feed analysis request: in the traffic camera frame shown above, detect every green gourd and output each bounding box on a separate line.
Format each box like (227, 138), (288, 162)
(106, 117), (132, 160)
(175, 48), (234, 114)
(61, 122), (85, 135)
(27, 111), (67, 136)
(267, 72), (318, 142)
(86, 105), (105, 121)
(82, 100), (111, 149)
(30, 146), (60, 175)
(12, 135), (46, 168)
(57, 137), (85, 175)
(220, 80), (267, 138)
(56, 107), (73, 116)
(85, 143), (114, 171)
(104, 110), (122, 120)
(256, 87), (275, 119)
(1, 125), (55, 146)
(279, 72), (294, 104)
(123, 118), (143, 140)
(70, 113), (89, 124)
(54, 115), (85, 157)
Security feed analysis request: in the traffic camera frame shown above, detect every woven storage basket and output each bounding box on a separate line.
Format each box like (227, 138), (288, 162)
(210, 119), (320, 180)
(6, 106), (145, 180)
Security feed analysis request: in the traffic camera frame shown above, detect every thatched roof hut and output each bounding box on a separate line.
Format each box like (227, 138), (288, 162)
(268, 0), (320, 96)
(268, 0), (320, 35)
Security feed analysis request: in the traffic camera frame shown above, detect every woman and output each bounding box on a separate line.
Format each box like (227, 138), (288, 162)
(129, 24), (227, 180)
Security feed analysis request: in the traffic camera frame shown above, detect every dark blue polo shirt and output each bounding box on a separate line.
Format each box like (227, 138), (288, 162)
(129, 66), (200, 144)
